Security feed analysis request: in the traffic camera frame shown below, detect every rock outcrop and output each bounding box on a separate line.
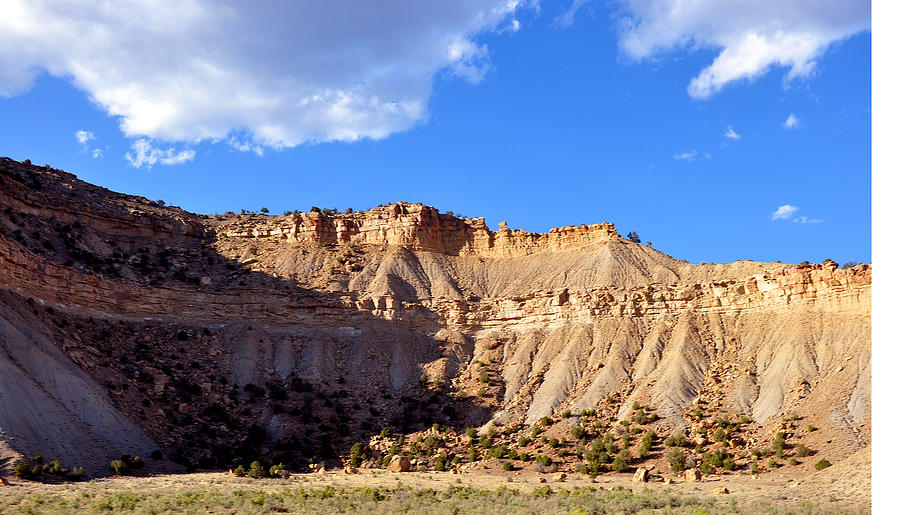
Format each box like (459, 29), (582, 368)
(0, 157), (870, 475)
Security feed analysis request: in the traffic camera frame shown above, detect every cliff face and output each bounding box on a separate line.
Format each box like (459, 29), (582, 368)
(0, 158), (870, 473)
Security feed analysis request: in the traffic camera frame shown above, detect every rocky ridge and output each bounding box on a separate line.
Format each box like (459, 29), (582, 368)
(0, 158), (870, 479)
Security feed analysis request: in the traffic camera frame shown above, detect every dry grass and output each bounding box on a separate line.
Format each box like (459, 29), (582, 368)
(0, 467), (867, 514)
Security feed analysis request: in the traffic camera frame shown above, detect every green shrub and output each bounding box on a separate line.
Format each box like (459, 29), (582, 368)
(269, 463), (286, 476)
(434, 455), (447, 472)
(14, 462), (35, 479)
(639, 431), (655, 458)
(664, 433), (687, 447)
(109, 459), (130, 476)
(665, 449), (687, 473)
(233, 465), (247, 477)
(535, 454), (552, 466)
(723, 458), (736, 471)
(712, 428), (726, 442)
(548, 438), (559, 449)
(540, 416), (552, 427)
(126, 455), (144, 469)
(789, 458), (800, 466)
(33, 455), (43, 465)
(570, 425), (586, 439)
(518, 436), (531, 447)
(69, 466), (85, 480)
(46, 460), (67, 475)
(795, 444), (813, 457)
(466, 428), (478, 439)
(248, 460), (268, 478)
(610, 449), (631, 472)
(562, 410), (571, 418)
(502, 461), (513, 471)
(807, 424), (818, 432)
(814, 459), (832, 471)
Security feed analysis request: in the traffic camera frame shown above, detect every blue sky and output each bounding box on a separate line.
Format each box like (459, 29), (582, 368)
(0, 1), (871, 265)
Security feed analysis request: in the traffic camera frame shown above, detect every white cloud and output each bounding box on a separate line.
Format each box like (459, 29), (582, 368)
(125, 139), (195, 169)
(724, 126), (740, 140)
(75, 130), (95, 146)
(794, 216), (822, 224)
(771, 204), (799, 220)
(673, 150), (710, 162)
(784, 113), (801, 129)
(616, 0), (870, 98)
(91, 148), (103, 159)
(0, 1), (527, 149)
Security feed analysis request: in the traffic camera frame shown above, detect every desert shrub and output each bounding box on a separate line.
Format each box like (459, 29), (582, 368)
(110, 459), (130, 475)
(14, 462), (35, 479)
(807, 424), (818, 432)
(502, 461), (513, 471)
(789, 458), (800, 466)
(535, 454), (552, 466)
(611, 449), (631, 472)
(480, 435), (493, 449)
(751, 462), (759, 474)
(125, 455), (144, 469)
(518, 436), (531, 447)
(794, 444), (813, 457)
(540, 416), (552, 427)
(664, 433), (687, 447)
(33, 455), (43, 465)
(466, 428), (478, 439)
(666, 449), (687, 473)
(639, 431), (655, 457)
(548, 438), (559, 449)
(632, 409), (647, 425)
(814, 459), (832, 471)
(571, 425), (586, 439)
(269, 463), (286, 476)
(69, 466), (85, 480)
(46, 460), (67, 475)
(712, 428), (727, 442)
(434, 455), (447, 472)
(248, 461), (268, 479)
(233, 465), (247, 477)
(723, 458), (736, 471)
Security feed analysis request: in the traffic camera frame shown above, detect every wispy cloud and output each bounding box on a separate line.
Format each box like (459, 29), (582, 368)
(794, 216), (822, 224)
(91, 148), (103, 159)
(783, 113), (801, 129)
(724, 126), (741, 140)
(673, 150), (711, 162)
(771, 204), (799, 220)
(125, 139), (195, 169)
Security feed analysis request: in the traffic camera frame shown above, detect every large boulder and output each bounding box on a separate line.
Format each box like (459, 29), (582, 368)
(387, 456), (411, 472)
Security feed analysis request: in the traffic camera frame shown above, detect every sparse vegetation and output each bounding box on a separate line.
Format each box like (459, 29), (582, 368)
(815, 459), (832, 471)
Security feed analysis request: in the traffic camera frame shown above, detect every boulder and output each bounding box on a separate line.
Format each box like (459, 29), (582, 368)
(274, 469), (291, 479)
(387, 456), (411, 472)
(684, 469), (702, 482)
(632, 467), (649, 483)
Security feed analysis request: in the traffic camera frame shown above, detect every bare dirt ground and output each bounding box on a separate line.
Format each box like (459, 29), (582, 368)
(0, 447), (869, 514)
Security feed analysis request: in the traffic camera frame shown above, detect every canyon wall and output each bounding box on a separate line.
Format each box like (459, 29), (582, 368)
(0, 158), (870, 473)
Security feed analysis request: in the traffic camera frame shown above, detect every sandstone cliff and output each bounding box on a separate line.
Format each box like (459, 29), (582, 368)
(0, 158), (870, 475)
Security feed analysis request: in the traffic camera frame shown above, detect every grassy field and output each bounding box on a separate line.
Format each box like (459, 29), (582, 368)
(0, 467), (866, 515)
